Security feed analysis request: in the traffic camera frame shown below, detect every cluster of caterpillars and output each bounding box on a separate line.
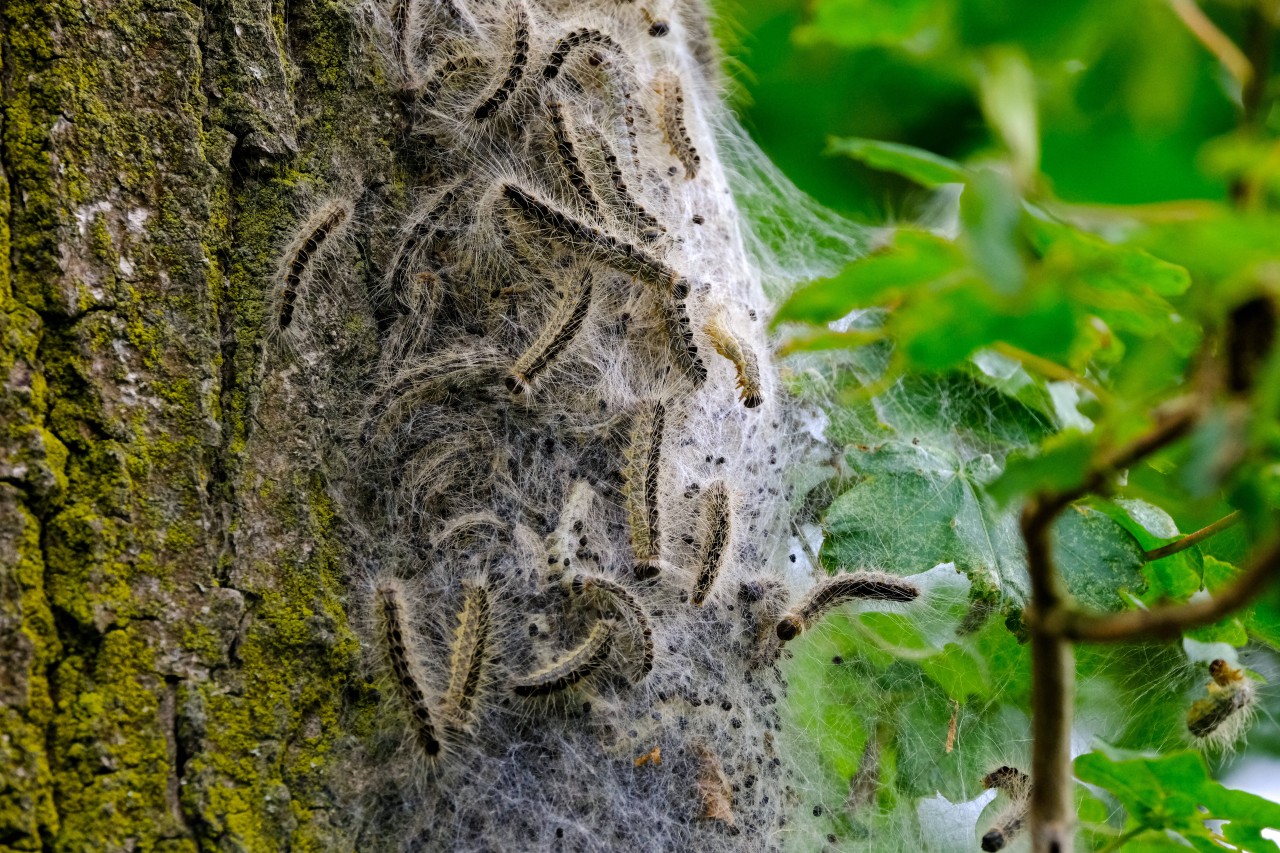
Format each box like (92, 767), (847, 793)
(269, 0), (924, 844)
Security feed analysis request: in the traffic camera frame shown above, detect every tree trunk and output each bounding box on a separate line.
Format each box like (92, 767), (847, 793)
(0, 1), (803, 849)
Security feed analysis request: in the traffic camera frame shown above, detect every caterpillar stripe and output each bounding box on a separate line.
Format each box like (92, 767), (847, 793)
(566, 572), (654, 681)
(704, 316), (762, 408)
(442, 580), (492, 727)
(279, 201), (351, 330)
(374, 580), (443, 760)
(623, 401), (666, 579)
(507, 268), (593, 394)
(776, 572), (919, 643)
(511, 619), (613, 696)
(473, 5), (529, 120)
(501, 184), (686, 297)
(691, 481), (730, 606)
(656, 69), (700, 179)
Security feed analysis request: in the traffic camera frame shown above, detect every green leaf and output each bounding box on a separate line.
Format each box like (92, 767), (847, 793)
(960, 168), (1024, 295)
(1053, 505), (1146, 611)
(827, 137), (969, 187)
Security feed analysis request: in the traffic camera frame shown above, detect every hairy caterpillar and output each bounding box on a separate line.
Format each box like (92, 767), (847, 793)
(545, 97), (602, 215)
(655, 69), (700, 179)
(623, 400), (666, 579)
(276, 200), (352, 330)
(441, 580), (493, 728)
(420, 55), (484, 106)
(776, 572), (920, 643)
(473, 4), (529, 120)
(704, 314), (763, 408)
(660, 297), (708, 385)
(374, 579), (443, 761)
(980, 766), (1030, 852)
(1187, 658), (1257, 748)
(507, 268), (594, 395)
(543, 27), (626, 81)
(583, 124), (665, 242)
(738, 578), (787, 666)
(691, 480), (730, 606)
(511, 619), (614, 697)
(501, 183), (688, 298)
(565, 572), (655, 681)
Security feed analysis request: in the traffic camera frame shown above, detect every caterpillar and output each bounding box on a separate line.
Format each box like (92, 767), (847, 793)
(277, 200), (351, 330)
(776, 571), (919, 643)
(441, 580), (493, 728)
(623, 400), (666, 579)
(545, 97), (602, 215)
(565, 572), (655, 681)
(691, 481), (730, 607)
(1187, 658), (1256, 746)
(980, 766), (1030, 852)
(507, 268), (594, 395)
(385, 184), (460, 302)
(704, 314), (763, 408)
(659, 297), (707, 385)
(473, 4), (529, 121)
(543, 28), (625, 81)
(511, 619), (613, 697)
(501, 183), (686, 297)
(655, 69), (700, 179)
(582, 124), (665, 243)
(420, 55), (484, 106)
(374, 579), (443, 761)
(738, 578), (787, 667)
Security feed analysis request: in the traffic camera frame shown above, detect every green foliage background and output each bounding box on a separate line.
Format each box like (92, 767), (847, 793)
(715, 0), (1280, 848)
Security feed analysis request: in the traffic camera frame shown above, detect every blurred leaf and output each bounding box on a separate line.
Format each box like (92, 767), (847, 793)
(827, 136), (969, 187)
(799, 0), (945, 49)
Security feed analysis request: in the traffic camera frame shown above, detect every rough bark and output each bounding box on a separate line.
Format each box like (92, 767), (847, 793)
(0, 1), (803, 850)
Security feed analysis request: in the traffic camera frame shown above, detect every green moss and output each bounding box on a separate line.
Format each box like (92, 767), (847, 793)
(49, 628), (185, 851)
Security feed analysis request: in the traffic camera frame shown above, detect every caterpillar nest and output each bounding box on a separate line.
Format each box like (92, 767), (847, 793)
(265, 0), (888, 850)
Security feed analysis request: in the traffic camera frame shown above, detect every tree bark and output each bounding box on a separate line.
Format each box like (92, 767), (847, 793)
(1, 1), (798, 850)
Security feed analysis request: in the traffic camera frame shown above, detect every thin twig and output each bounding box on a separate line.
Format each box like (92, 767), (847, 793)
(1143, 511), (1242, 562)
(1058, 538), (1280, 643)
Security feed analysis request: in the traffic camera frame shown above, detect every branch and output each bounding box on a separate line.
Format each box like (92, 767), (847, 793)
(1143, 511), (1241, 562)
(1059, 537), (1280, 643)
(1169, 0), (1254, 90)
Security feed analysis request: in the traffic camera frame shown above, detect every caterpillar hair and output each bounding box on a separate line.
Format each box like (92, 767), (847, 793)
(473, 3), (529, 121)
(420, 54), (484, 106)
(655, 69), (700, 179)
(776, 571), (920, 643)
(507, 268), (594, 395)
(276, 200), (352, 330)
(691, 480), (730, 607)
(441, 579), (493, 729)
(501, 183), (687, 297)
(374, 579), (444, 761)
(704, 313), (763, 408)
(623, 400), (666, 579)
(385, 184), (460, 303)
(565, 572), (655, 681)
(511, 618), (614, 697)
